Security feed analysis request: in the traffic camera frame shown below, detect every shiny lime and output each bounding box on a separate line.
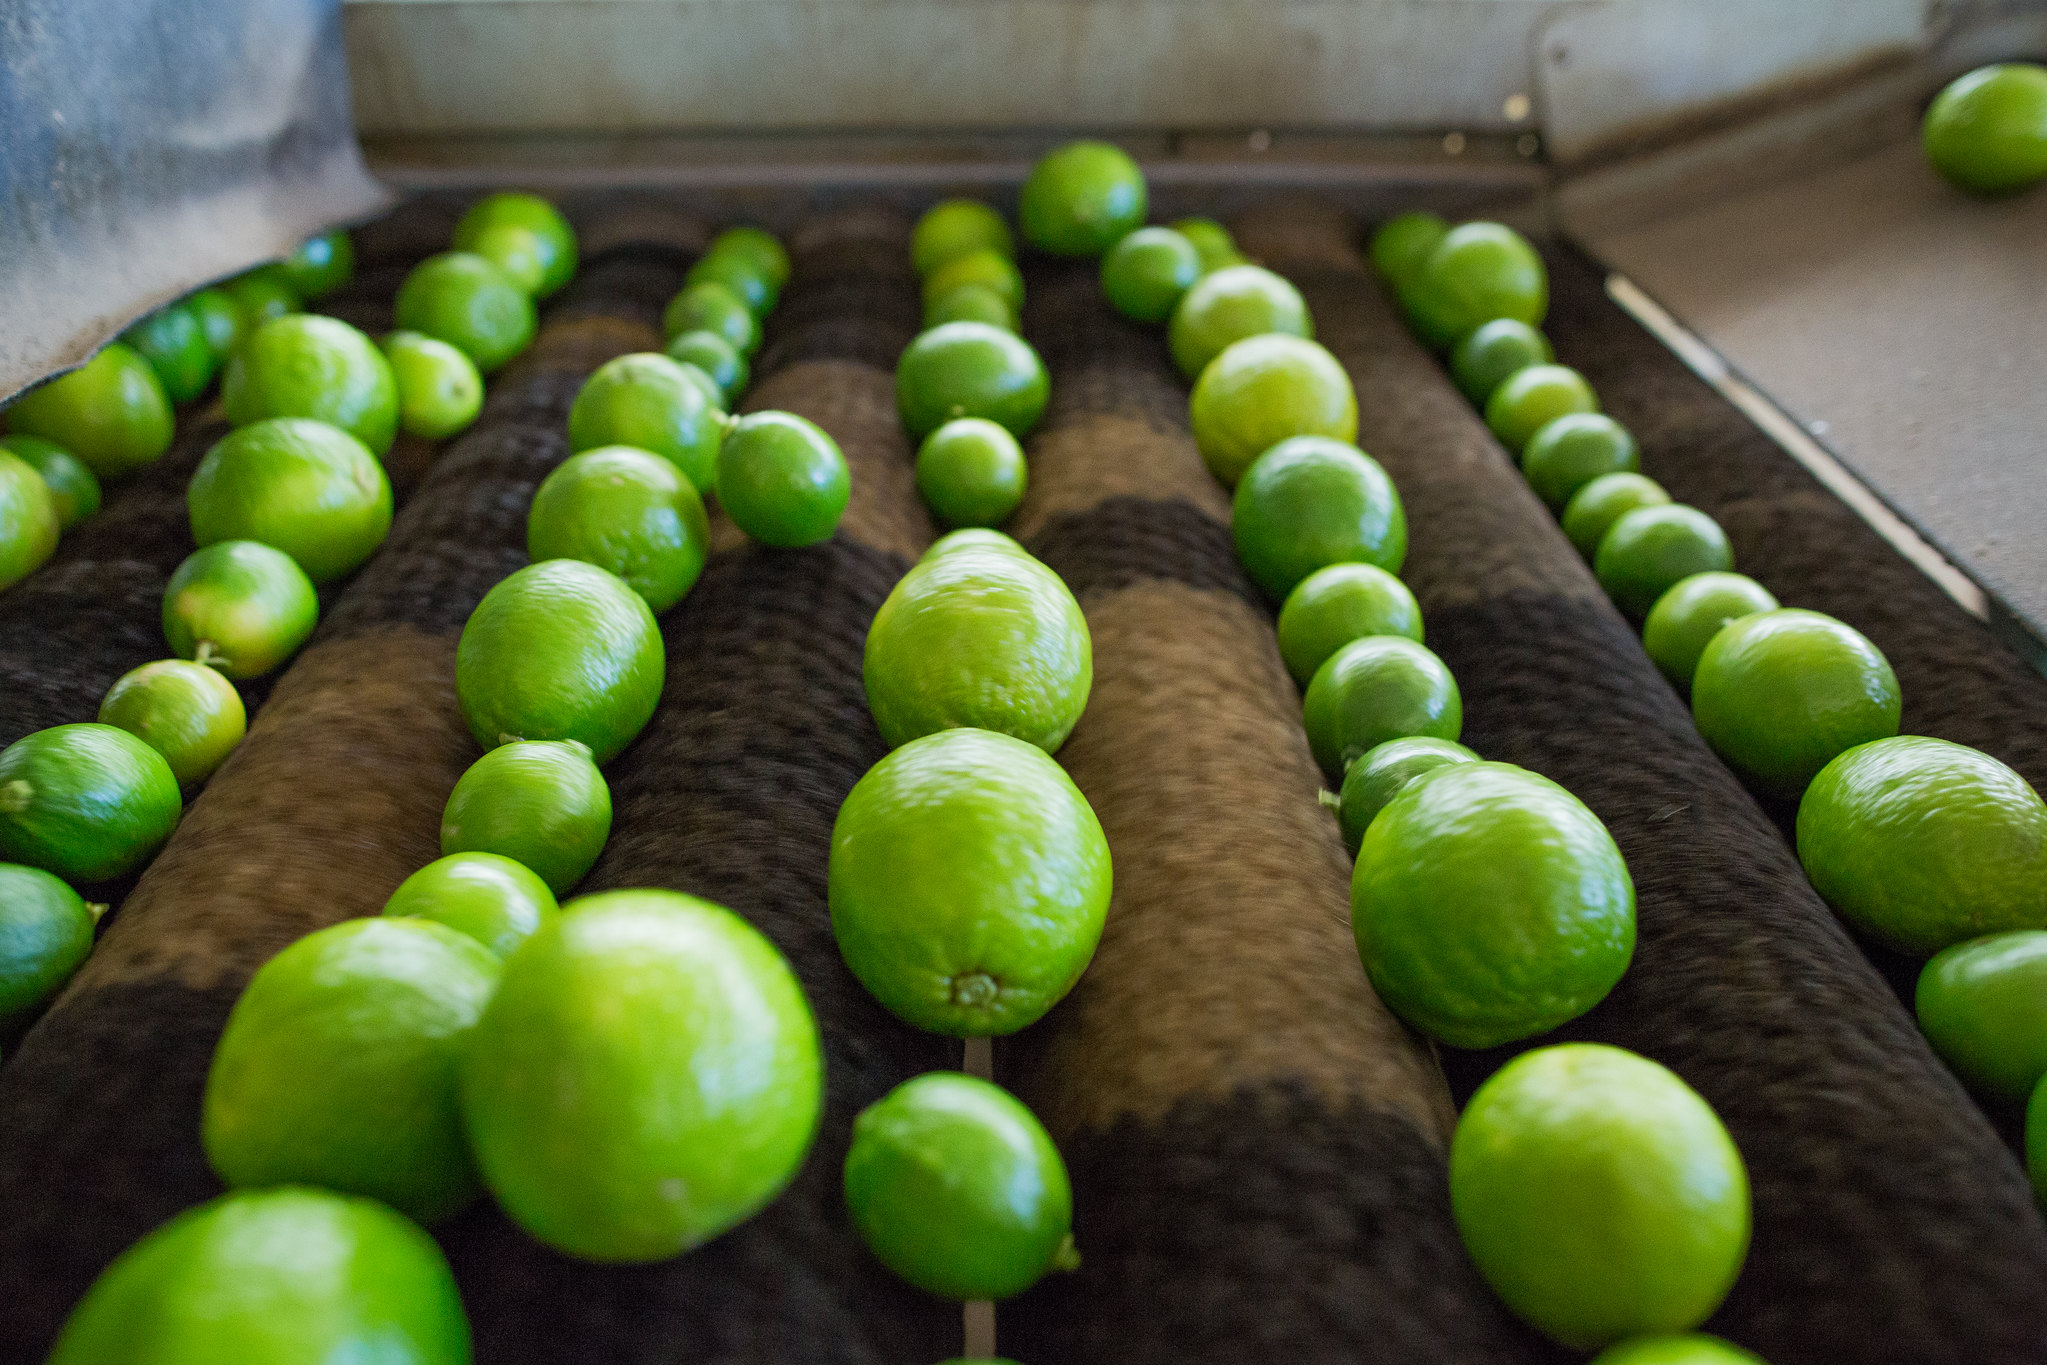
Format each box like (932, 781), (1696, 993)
(1641, 572), (1779, 692)
(163, 540), (318, 679)
(1523, 413), (1639, 511)
(529, 445), (710, 613)
(926, 249), (1025, 316)
(1369, 210), (1449, 286)
(718, 410), (852, 548)
(187, 287), (245, 365)
(98, 658), (248, 786)
(1485, 363), (1596, 452)
(1452, 318), (1555, 408)
(189, 417), (392, 583)
(0, 448), (58, 589)
(223, 313), (399, 456)
(0, 862), (103, 1019)
(453, 191), (578, 296)
(281, 230), (356, 300)
(661, 281), (759, 357)
(916, 417), (1028, 528)
(4, 433), (102, 528)
(1190, 334), (1357, 487)
(1277, 562), (1423, 687)
(1594, 504), (1733, 619)
(224, 267), (301, 333)
(1172, 216), (1246, 273)
(469, 223), (548, 297)
(925, 282), (1017, 332)
(1302, 635), (1461, 779)
(6, 342), (174, 477)
(707, 225), (791, 291)
(1101, 227), (1201, 323)
(393, 252), (536, 373)
(121, 300), (216, 404)
(383, 330), (485, 441)
(1917, 930), (2047, 1100)
(1019, 140), (1147, 257)
(913, 200), (1015, 277)
(1411, 221), (1549, 348)
(664, 329), (749, 404)
(567, 352), (727, 495)
(0, 723), (181, 883)
(896, 321), (1050, 441)
(1232, 436), (1405, 600)
(688, 248), (779, 318)
(1924, 63), (2047, 195)
(1564, 472), (1671, 559)
(1167, 264), (1313, 381)
(382, 851), (559, 960)
(441, 739), (612, 895)
(1589, 1336), (1764, 1365)
(1336, 735), (1479, 855)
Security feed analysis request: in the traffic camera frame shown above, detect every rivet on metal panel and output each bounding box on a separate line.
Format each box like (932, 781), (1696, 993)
(1504, 92), (1533, 121)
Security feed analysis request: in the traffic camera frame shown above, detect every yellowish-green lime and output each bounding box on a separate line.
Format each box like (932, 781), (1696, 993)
(188, 417), (393, 584)
(453, 192), (578, 296)
(0, 449), (58, 590)
(98, 658), (247, 785)
(913, 200), (1015, 277)
(528, 445), (710, 613)
(1188, 334), (1357, 487)
(223, 314), (399, 456)
(382, 850), (559, 960)
(1277, 561), (1423, 687)
(1168, 264), (1312, 381)
(163, 540), (318, 679)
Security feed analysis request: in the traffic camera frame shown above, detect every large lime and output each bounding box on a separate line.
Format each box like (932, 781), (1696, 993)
(223, 314), (399, 456)
(1485, 363), (1596, 452)
(1101, 226), (1201, 323)
(1641, 572), (1779, 692)
(0, 723), (181, 883)
(1924, 63), (2047, 195)
(925, 249), (1025, 317)
(189, 417), (392, 583)
(1917, 930), (2047, 1101)
(1563, 472), (1671, 560)
(1451, 317), (1553, 407)
(1594, 504), (1733, 619)
(897, 321), (1050, 442)
(717, 410), (852, 548)
(912, 200), (1015, 277)
(121, 300), (216, 404)
(281, 231), (356, 300)
(688, 248), (780, 318)
(1277, 562), (1423, 687)
(830, 728), (1111, 1035)
(163, 540), (319, 679)
(567, 352), (727, 494)
(470, 224), (549, 298)
(98, 658), (248, 786)
(224, 266), (301, 333)
(1450, 1044), (1748, 1349)
(6, 342), (174, 477)
(1693, 609), (1899, 798)
(528, 445), (710, 613)
(1189, 334), (1357, 487)
(187, 287), (245, 366)
(1523, 413), (1639, 511)
(1171, 216), (1246, 273)
(845, 1071), (1078, 1299)
(4, 433), (102, 528)
(382, 851), (559, 960)
(0, 862), (103, 1019)
(461, 888), (823, 1261)
(1301, 634), (1460, 778)
(1019, 140), (1147, 257)
(453, 191), (578, 296)
(1232, 435), (1405, 600)
(1411, 221), (1549, 348)
(665, 329), (749, 404)
(916, 417), (1028, 529)
(1369, 211), (1449, 287)
(0, 448), (58, 590)
(707, 225), (791, 292)
(661, 281), (759, 357)
(383, 330), (484, 441)
(1167, 264), (1313, 381)
(1588, 1336), (1764, 1365)
(1335, 735), (1478, 856)
(441, 738), (612, 895)
(393, 252), (536, 373)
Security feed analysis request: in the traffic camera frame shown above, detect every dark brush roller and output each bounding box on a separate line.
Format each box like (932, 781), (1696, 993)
(1234, 203), (2047, 1365)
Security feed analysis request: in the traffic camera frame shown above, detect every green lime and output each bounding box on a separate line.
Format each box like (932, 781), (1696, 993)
(845, 1071), (1078, 1299)
(1522, 413), (1639, 511)
(47, 1187), (471, 1365)
(1188, 334), (1358, 487)
(916, 417), (1028, 528)
(1232, 435), (1405, 600)
(1100, 227), (1201, 323)
(189, 417), (392, 583)
(1369, 210), (1449, 286)
(394, 252), (536, 374)
(1019, 140), (1147, 257)
(0, 723), (181, 883)
(1410, 221), (1549, 348)
(382, 330), (485, 441)
(0, 448), (58, 589)
(925, 249), (1025, 316)
(1167, 264), (1313, 380)
(1588, 1337), (1764, 1365)
(1924, 63), (2047, 195)
(1563, 472), (1671, 560)
(462, 887), (822, 1261)
(1277, 562), (1423, 687)
(98, 658), (248, 786)
(187, 287), (245, 365)
(1694, 609), (1900, 799)
(1594, 504), (1733, 619)
(830, 727), (1111, 1035)
(661, 281), (760, 357)
(1355, 765), (1632, 1047)
(441, 739), (612, 895)
(1302, 635), (1461, 779)
(468, 223), (548, 297)
(0, 862), (103, 1019)
(913, 200), (1015, 277)
(528, 445), (710, 612)
(717, 410), (852, 548)
(688, 248), (780, 318)
(121, 300), (216, 404)
(707, 225), (791, 291)
(924, 282), (1017, 332)
(2030, 1074), (2047, 1203)
(669, 360), (727, 416)
(163, 540), (319, 679)
(923, 527), (1024, 560)
(281, 230), (356, 300)
(896, 321), (1050, 442)
(1451, 318), (1555, 408)
(456, 559), (665, 764)
(223, 314), (399, 456)
(453, 191), (578, 297)
(1451, 1043), (1747, 1348)
(224, 266), (302, 333)
(865, 531), (1091, 752)
(1917, 930), (2047, 1101)
(1334, 735), (1479, 856)
(567, 352), (727, 495)
(1171, 215), (1245, 273)
(1641, 572), (1779, 692)
(382, 851), (559, 960)
(203, 917), (501, 1224)
(6, 342), (174, 477)
(1485, 363), (1597, 452)
(2, 433), (101, 528)
(1799, 735), (2047, 956)
(664, 328), (749, 403)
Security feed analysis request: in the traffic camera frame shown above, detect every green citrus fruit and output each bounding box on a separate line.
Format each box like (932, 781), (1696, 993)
(845, 1071), (1078, 1299)
(1641, 572), (1779, 692)
(1450, 1043), (1748, 1349)
(925, 249), (1025, 316)
(6, 342), (174, 477)
(3, 433), (101, 528)
(1101, 227), (1201, 323)
(1924, 63), (2047, 194)
(1167, 264), (1313, 380)
(163, 540), (319, 679)
(1369, 210), (1449, 286)
(916, 417), (1028, 528)
(469, 223), (548, 297)
(528, 445), (710, 613)
(1564, 472), (1671, 560)
(1693, 609), (1900, 798)
(1232, 436), (1405, 600)
(1917, 930), (2047, 1101)
(1451, 318), (1555, 408)
(456, 559), (664, 764)
(1277, 562), (1423, 687)
(664, 329), (749, 404)
(203, 917), (502, 1224)
(1189, 334), (1357, 487)
(281, 230), (356, 300)
(223, 314), (399, 456)
(1411, 221), (1549, 348)
(924, 282), (1017, 332)
(669, 360), (727, 415)
(688, 248), (779, 318)
(453, 191), (578, 296)
(1522, 413), (1639, 511)
(0, 723), (181, 883)
(121, 300), (216, 404)
(896, 321), (1050, 441)
(393, 252), (536, 373)
(707, 225), (791, 291)
(1587, 1336), (1764, 1365)
(0, 862), (103, 1019)
(912, 200), (1015, 277)
(1302, 635), (1461, 779)
(1335, 735), (1478, 856)
(1594, 504), (1733, 619)
(1799, 735), (2047, 956)
(661, 281), (759, 357)
(189, 417), (392, 583)
(461, 887), (823, 1261)
(1171, 215), (1245, 273)
(224, 267), (302, 333)
(865, 531), (1090, 752)
(567, 352), (727, 495)
(830, 727), (1111, 1035)
(441, 739), (612, 895)
(382, 851), (558, 960)
(0, 448), (58, 589)
(1485, 363), (1597, 452)
(382, 330), (485, 441)
(98, 658), (248, 786)
(187, 287), (245, 365)
(1019, 140), (1147, 257)
(46, 1186), (471, 1365)
(717, 410), (852, 548)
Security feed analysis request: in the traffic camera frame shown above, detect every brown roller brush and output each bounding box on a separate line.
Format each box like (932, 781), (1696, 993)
(1235, 202), (2047, 1365)
(994, 260), (1554, 1365)
(0, 205), (690, 1362)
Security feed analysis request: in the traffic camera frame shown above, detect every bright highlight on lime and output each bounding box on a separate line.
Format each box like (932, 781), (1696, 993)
(454, 191), (578, 297)
(383, 330), (485, 441)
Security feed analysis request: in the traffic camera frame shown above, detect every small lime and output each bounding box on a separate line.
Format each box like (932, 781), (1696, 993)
(281, 231), (356, 300)
(0, 862), (103, 1019)
(1369, 211), (1449, 286)
(1563, 472), (1671, 560)
(120, 300), (216, 404)
(453, 191), (578, 296)
(189, 417), (392, 583)
(1277, 562), (1423, 687)
(1335, 735), (1478, 855)
(469, 223), (548, 297)
(163, 540), (319, 679)
(688, 248), (779, 318)
(661, 281), (760, 357)
(1019, 140), (1147, 257)
(1167, 264), (1313, 381)
(224, 267), (302, 333)
(6, 342), (174, 477)
(1232, 436), (1405, 600)
(1189, 334), (1358, 487)
(567, 352), (727, 494)
(913, 200), (1015, 277)
(1101, 227), (1201, 323)
(0, 723), (181, 883)
(665, 329), (749, 404)
(187, 287), (245, 365)
(1924, 63), (2047, 195)
(442, 739), (612, 895)
(1917, 930), (2047, 1101)
(528, 445), (710, 612)
(924, 283), (1017, 332)
(718, 410), (852, 548)
(223, 314), (399, 456)
(393, 252), (536, 374)
(1302, 635), (1461, 779)
(916, 417), (1028, 528)
(1451, 318), (1555, 408)
(896, 321), (1050, 441)
(1522, 413), (1639, 511)
(383, 851), (559, 960)
(98, 658), (248, 785)
(1485, 363), (1597, 452)
(1588, 1336), (1765, 1365)
(1171, 216), (1245, 272)
(707, 225), (791, 291)
(382, 330), (485, 441)
(1594, 504), (1733, 619)
(1411, 221), (1549, 348)
(0, 448), (58, 589)
(3, 434), (101, 528)
(925, 249), (1025, 316)
(1641, 572), (1779, 692)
